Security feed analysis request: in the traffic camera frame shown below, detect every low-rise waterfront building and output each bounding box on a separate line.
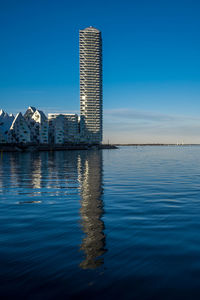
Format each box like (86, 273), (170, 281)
(30, 110), (48, 144)
(24, 106), (37, 142)
(0, 110), (14, 143)
(24, 107), (48, 144)
(24, 106), (36, 121)
(48, 113), (79, 144)
(8, 112), (31, 143)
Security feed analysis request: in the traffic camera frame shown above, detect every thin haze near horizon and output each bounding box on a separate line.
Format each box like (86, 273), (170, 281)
(0, 0), (200, 143)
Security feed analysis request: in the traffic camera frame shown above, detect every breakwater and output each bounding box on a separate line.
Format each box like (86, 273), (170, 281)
(0, 143), (117, 152)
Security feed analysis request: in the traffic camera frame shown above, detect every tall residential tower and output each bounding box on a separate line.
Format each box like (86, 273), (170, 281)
(79, 26), (103, 144)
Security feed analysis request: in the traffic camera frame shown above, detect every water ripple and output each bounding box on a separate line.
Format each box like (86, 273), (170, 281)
(1, 147), (200, 298)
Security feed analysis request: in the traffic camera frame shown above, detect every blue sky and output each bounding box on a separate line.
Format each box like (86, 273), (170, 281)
(1, 0), (200, 143)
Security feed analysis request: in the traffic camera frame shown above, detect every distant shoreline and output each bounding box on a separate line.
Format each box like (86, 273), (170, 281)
(114, 144), (200, 146)
(1, 143), (200, 152)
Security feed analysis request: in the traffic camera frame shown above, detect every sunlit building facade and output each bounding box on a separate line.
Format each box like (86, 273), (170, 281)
(79, 26), (103, 144)
(8, 112), (31, 143)
(0, 110), (14, 143)
(24, 107), (48, 144)
(48, 113), (79, 144)
(0, 27), (104, 145)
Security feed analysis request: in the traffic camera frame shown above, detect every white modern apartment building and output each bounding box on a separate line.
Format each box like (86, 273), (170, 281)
(24, 107), (48, 144)
(48, 113), (79, 144)
(31, 110), (48, 144)
(0, 110), (14, 143)
(24, 106), (37, 141)
(8, 112), (31, 143)
(79, 26), (103, 144)
(24, 106), (36, 121)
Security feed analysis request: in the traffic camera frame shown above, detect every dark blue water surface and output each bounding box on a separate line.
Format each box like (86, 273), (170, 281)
(1, 146), (200, 299)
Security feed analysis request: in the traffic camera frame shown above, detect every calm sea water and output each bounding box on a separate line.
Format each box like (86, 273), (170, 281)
(1, 146), (200, 299)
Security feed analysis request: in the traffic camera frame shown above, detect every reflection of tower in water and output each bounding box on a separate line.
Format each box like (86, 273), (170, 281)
(78, 150), (106, 269)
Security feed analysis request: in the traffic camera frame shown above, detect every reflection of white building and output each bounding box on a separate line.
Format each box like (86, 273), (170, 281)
(78, 151), (106, 269)
(8, 113), (31, 143)
(0, 110), (14, 143)
(48, 114), (79, 144)
(31, 154), (42, 190)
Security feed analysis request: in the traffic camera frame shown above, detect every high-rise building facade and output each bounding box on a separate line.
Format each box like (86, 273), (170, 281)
(79, 26), (103, 144)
